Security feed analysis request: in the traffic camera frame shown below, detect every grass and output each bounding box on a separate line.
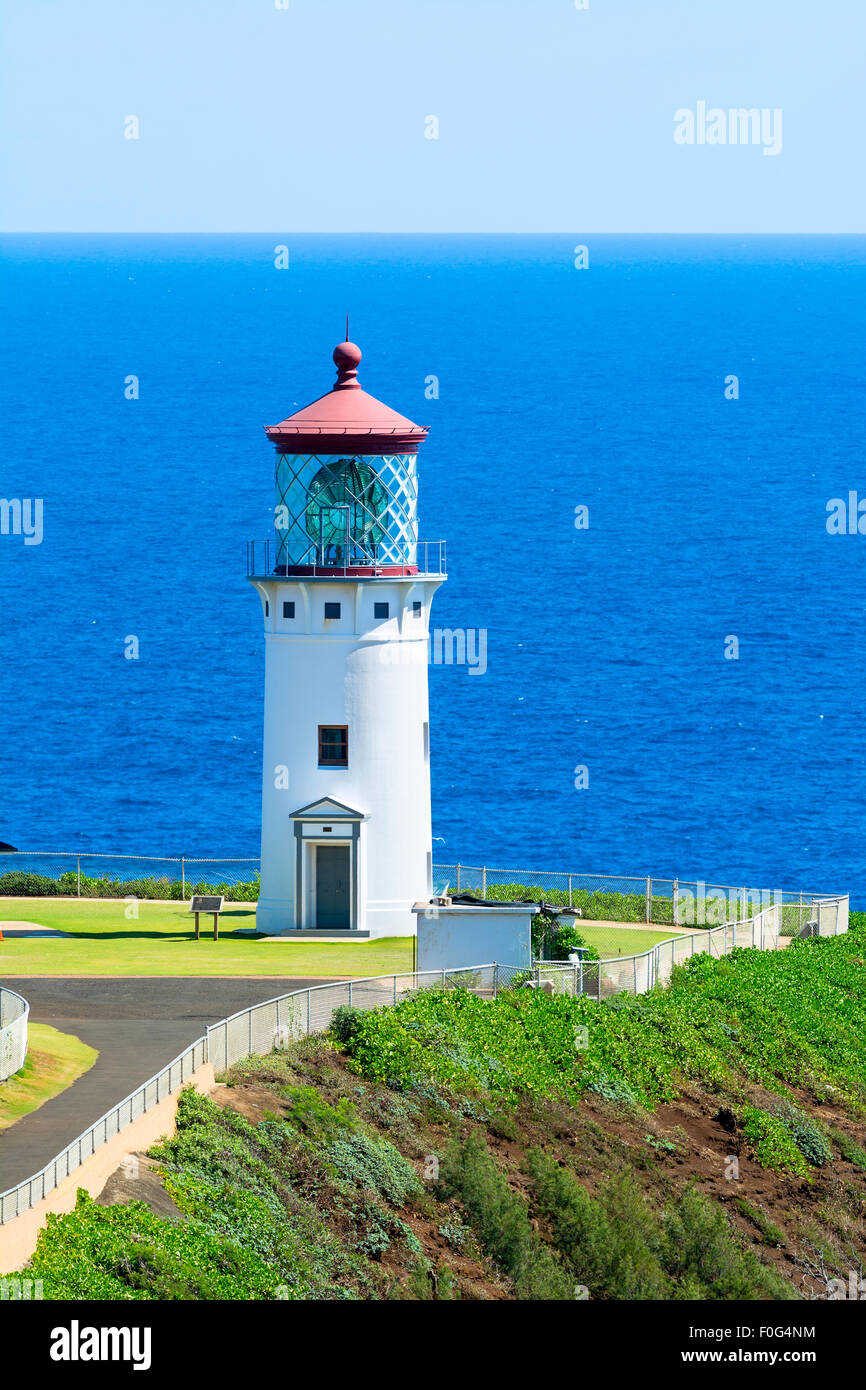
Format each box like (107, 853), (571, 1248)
(0, 899), (688, 977)
(0, 1023), (98, 1130)
(0, 899), (413, 977)
(577, 923), (686, 956)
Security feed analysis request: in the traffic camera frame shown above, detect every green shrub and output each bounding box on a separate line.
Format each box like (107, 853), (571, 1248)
(662, 1186), (794, 1300)
(527, 1151), (793, 1300)
(20, 1189), (301, 1300)
(438, 1131), (572, 1299)
(741, 1106), (811, 1176)
(338, 923), (866, 1116)
(0, 870), (260, 902)
(327, 1131), (421, 1206)
(733, 1199), (786, 1248)
(773, 1099), (832, 1168)
(281, 1084), (358, 1144)
(828, 1126), (866, 1170)
(330, 1006), (366, 1048)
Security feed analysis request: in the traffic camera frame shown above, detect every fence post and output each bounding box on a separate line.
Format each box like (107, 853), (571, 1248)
(348, 982), (353, 1006)
(672, 877), (678, 926)
(568, 874), (573, 906)
(633, 958), (638, 993)
(482, 865), (487, 898)
(181, 857), (185, 901)
(76, 855), (81, 898)
(645, 876), (651, 923)
(456, 863), (461, 892)
(393, 975), (397, 1004)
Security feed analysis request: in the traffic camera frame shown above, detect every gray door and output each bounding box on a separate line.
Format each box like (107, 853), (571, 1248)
(315, 844), (350, 929)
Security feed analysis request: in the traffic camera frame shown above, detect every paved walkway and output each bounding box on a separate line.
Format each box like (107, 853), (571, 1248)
(0, 976), (332, 1192)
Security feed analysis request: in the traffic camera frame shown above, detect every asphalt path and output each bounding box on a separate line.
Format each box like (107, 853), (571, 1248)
(0, 976), (333, 1192)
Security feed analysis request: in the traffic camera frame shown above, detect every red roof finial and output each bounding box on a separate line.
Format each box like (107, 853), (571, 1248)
(333, 339), (362, 391)
(264, 337), (429, 453)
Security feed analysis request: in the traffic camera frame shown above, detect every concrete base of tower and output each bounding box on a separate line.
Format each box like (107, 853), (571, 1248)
(253, 896), (418, 940)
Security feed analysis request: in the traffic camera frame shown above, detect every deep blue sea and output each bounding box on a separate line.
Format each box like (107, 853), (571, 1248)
(1, 235), (864, 901)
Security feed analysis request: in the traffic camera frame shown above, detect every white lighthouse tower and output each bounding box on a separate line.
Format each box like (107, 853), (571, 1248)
(249, 337), (445, 937)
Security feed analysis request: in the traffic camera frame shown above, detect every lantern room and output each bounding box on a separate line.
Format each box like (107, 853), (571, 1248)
(255, 339), (441, 578)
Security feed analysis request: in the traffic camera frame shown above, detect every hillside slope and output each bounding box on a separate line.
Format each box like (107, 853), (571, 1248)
(14, 922), (866, 1300)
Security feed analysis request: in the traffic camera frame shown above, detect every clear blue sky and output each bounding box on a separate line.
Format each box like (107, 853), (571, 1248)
(1, 0), (863, 232)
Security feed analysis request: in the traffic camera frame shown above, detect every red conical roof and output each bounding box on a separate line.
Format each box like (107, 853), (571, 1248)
(265, 340), (429, 454)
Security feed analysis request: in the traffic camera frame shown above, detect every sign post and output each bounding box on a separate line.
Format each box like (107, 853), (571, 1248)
(189, 895), (224, 941)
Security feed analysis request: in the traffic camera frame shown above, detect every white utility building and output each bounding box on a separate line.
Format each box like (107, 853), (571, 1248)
(249, 338), (445, 937)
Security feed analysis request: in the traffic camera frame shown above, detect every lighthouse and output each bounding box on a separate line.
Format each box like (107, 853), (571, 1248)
(248, 337), (445, 937)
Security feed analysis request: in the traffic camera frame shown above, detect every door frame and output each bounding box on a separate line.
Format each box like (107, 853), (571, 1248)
(313, 841), (352, 930)
(290, 799), (366, 931)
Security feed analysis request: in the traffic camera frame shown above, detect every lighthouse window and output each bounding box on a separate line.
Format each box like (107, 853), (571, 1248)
(324, 602), (341, 619)
(264, 601), (269, 616)
(374, 602), (389, 619)
(283, 601), (295, 619)
(318, 726), (348, 767)
(413, 601), (422, 616)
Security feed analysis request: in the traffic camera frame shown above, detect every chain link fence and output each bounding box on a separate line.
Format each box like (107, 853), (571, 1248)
(0, 883), (851, 1228)
(0, 987), (29, 1082)
(0, 852), (260, 900)
(535, 895), (849, 1001)
(0, 964), (498, 1226)
(434, 864), (841, 927)
(207, 964), (502, 1071)
(0, 1036), (208, 1225)
(0, 853), (845, 926)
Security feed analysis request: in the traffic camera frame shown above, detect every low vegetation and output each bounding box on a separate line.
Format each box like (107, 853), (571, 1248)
(0, 870), (259, 902)
(14, 922), (866, 1300)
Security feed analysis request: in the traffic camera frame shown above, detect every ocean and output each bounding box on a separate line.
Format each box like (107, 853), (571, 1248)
(0, 234), (864, 901)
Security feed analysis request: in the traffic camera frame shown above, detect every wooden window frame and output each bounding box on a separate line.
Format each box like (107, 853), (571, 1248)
(318, 725), (348, 767)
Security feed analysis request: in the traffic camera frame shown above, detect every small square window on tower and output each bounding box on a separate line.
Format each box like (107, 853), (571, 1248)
(283, 600), (295, 619)
(374, 602), (389, 619)
(413, 601), (422, 616)
(324, 602), (341, 620)
(318, 725), (348, 767)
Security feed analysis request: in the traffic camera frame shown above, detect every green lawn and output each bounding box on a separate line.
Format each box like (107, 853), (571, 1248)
(0, 899), (413, 977)
(578, 923), (688, 957)
(0, 1023), (98, 1130)
(0, 901), (688, 978)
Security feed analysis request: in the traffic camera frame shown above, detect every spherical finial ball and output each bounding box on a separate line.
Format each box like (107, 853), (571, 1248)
(333, 341), (362, 371)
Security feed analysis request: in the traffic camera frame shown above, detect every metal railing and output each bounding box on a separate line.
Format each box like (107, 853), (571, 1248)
(0, 987), (28, 1082)
(0, 884), (851, 1226)
(246, 537), (446, 579)
(434, 865), (846, 926)
(207, 963), (500, 1072)
(534, 895), (849, 1001)
(0, 965), (494, 1226)
(0, 853), (847, 917)
(0, 852), (259, 899)
(0, 1036), (208, 1225)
